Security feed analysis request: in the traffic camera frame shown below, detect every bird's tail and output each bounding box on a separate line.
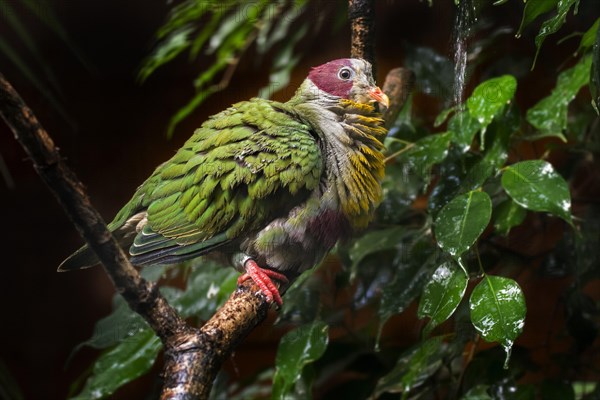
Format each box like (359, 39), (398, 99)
(58, 245), (100, 271)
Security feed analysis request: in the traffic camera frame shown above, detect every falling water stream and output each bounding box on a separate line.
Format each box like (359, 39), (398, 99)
(452, 0), (476, 108)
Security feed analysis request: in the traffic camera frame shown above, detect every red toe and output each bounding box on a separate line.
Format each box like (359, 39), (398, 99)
(238, 260), (288, 306)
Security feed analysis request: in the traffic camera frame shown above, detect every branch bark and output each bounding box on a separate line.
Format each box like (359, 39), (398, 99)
(349, 0), (375, 68)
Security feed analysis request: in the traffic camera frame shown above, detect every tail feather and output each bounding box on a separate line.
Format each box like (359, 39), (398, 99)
(58, 245), (100, 271)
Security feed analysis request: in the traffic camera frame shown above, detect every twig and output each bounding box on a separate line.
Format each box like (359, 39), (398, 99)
(381, 68), (415, 128)
(349, 0), (375, 69)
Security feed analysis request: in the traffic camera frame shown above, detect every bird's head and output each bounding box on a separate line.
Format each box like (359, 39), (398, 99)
(306, 58), (389, 108)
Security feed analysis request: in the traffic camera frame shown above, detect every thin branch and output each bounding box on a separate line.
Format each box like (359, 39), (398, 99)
(349, 0), (375, 68)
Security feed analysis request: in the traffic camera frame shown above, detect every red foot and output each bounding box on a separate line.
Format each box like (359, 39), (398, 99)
(238, 259), (289, 306)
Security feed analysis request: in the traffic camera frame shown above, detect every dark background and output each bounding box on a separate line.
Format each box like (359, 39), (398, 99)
(0, 1), (596, 399)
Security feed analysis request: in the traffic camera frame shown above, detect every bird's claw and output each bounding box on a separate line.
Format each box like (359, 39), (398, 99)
(238, 259), (288, 306)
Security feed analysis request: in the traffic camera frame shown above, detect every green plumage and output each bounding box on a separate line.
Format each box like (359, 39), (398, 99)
(61, 99), (322, 269)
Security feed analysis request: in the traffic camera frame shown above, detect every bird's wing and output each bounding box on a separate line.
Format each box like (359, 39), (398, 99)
(128, 98), (323, 266)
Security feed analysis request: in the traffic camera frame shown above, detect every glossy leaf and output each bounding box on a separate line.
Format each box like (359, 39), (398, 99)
(70, 329), (162, 400)
(501, 160), (572, 225)
(272, 321), (329, 399)
(532, 0), (579, 67)
(403, 132), (452, 178)
(526, 54), (592, 140)
(434, 191), (492, 258)
(448, 109), (481, 152)
(349, 226), (405, 269)
(577, 17), (599, 54)
(591, 19), (600, 112)
(378, 238), (440, 338)
(434, 106), (456, 127)
(373, 336), (445, 398)
(462, 385), (493, 400)
(417, 261), (468, 336)
(469, 275), (526, 366)
(466, 76), (516, 148)
(494, 199), (527, 236)
(516, 0), (558, 38)
(171, 261), (238, 321)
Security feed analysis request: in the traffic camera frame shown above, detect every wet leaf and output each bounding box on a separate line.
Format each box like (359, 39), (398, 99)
(434, 106), (456, 127)
(403, 132), (452, 179)
(516, 0), (558, 38)
(469, 275), (526, 367)
(378, 238), (439, 337)
(348, 226), (405, 269)
(448, 109), (481, 152)
(373, 336), (445, 398)
(462, 384), (493, 400)
(171, 260), (238, 321)
(526, 54), (592, 140)
(70, 329), (161, 400)
(591, 19), (600, 112)
(434, 191), (492, 258)
(404, 44), (454, 101)
(532, 0), (579, 67)
(493, 198), (527, 236)
(417, 261), (468, 336)
(501, 160), (573, 225)
(272, 321), (329, 399)
(466, 76), (517, 143)
(577, 17), (599, 54)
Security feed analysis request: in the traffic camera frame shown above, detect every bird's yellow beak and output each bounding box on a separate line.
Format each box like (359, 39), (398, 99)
(369, 86), (390, 108)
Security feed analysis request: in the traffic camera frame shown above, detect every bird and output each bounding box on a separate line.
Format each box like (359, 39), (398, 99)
(59, 58), (389, 305)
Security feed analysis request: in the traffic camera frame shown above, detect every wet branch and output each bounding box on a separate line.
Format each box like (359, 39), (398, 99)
(349, 0), (375, 71)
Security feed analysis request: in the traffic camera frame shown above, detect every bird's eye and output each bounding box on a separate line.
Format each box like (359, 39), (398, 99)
(338, 67), (353, 80)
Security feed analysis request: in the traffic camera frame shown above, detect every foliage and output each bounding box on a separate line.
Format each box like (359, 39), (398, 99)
(138, 0), (342, 137)
(65, 0), (599, 399)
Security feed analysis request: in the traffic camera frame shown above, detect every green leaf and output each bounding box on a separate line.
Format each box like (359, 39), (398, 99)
(591, 20), (600, 113)
(403, 132), (452, 178)
(434, 106), (456, 127)
(171, 261), (238, 320)
(448, 109), (481, 152)
(434, 191), (492, 258)
(516, 0), (558, 38)
(75, 296), (148, 351)
(493, 199), (527, 236)
(70, 329), (162, 400)
(526, 54), (592, 140)
(272, 321), (329, 399)
(138, 27), (193, 82)
(466, 75), (517, 144)
(462, 384), (493, 400)
(501, 160), (572, 225)
(532, 0), (579, 68)
(378, 238), (440, 341)
(373, 336), (445, 398)
(469, 275), (526, 367)
(417, 261), (468, 336)
(348, 226), (406, 270)
(577, 17), (599, 54)
(0, 359), (24, 400)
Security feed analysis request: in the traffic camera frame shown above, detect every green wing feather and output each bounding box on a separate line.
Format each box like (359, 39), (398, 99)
(59, 98), (322, 270)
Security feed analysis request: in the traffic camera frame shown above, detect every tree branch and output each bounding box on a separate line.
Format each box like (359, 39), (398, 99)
(349, 0), (375, 68)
